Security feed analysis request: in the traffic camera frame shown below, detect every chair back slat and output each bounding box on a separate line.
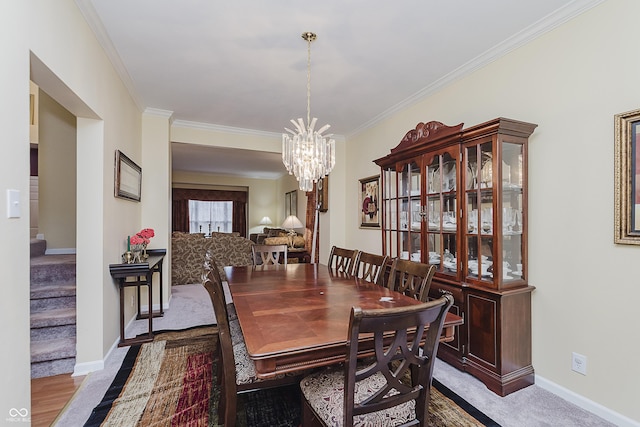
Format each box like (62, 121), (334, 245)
(328, 245), (358, 274)
(202, 255), (238, 426)
(387, 258), (436, 302)
(343, 295), (454, 426)
(252, 244), (288, 266)
(353, 251), (389, 286)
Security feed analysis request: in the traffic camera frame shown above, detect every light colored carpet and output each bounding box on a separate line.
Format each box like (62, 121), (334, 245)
(56, 283), (613, 427)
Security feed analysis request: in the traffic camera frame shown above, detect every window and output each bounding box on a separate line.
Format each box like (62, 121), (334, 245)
(189, 200), (233, 234)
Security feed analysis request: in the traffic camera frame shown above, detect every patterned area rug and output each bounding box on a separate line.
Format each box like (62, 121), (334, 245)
(85, 325), (500, 426)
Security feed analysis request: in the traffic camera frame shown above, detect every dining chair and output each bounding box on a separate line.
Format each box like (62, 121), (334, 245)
(328, 245), (358, 274)
(252, 244), (288, 266)
(386, 258), (436, 302)
(202, 260), (298, 426)
(300, 294), (454, 427)
(352, 251), (389, 286)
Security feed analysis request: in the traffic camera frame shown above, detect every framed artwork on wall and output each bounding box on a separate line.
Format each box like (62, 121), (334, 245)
(615, 108), (640, 244)
(114, 150), (142, 202)
(285, 190), (297, 217)
(318, 176), (328, 212)
(359, 175), (380, 228)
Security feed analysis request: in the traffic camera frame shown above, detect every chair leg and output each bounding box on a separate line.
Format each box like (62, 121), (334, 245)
(302, 398), (325, 427)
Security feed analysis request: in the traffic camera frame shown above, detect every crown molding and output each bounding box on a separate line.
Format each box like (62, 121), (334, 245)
(143, 108), (174, 119)
(171, 120), (282, 139)
(347, 0), (606, 138)
(74, 0), (143, 112)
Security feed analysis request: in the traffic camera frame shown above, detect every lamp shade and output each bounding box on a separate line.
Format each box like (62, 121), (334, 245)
(259, 216), (273, 225)
(282, 215), (304, 229)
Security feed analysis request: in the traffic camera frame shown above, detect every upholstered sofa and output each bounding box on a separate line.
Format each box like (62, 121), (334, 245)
(249, 227), (306, 249)
(171, 232), (253, 285)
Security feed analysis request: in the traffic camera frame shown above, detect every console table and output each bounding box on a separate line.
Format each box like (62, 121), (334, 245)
(109, 249), (166, 347)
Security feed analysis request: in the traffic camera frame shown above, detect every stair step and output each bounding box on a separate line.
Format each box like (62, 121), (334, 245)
(31, 296), (75, 313)
(31, 308), (75, 329)
(31, 358), (76, 379)
(30, 238), (46, 257)
(31, 324), (76, 341)
(31, 337), (76, 363)
(30, 282), (76, 298)
(30, 254), (76, 285)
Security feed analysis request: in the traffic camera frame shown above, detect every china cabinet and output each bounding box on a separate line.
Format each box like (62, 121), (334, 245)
(374, 118), (537, 396)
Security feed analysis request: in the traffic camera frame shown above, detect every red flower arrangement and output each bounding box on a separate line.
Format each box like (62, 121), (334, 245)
(129, 228), (155, 247)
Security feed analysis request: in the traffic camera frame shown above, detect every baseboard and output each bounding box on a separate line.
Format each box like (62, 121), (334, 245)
(73, 359), (104, 377)
(535, 375), (640, 427)
(45, 247), (76, 255)
(73, 295), (173, 376)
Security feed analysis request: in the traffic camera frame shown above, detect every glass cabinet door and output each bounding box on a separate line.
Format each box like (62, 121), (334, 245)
(464, 138), (526, 288)
(501, 141), (525, 281)
(381, 159), (421, 260)
(425, 150), (458, 277)
(465, 141), (494, 283)
(398, 160), (421, 261)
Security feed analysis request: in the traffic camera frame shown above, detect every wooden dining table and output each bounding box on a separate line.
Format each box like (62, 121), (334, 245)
(225, 263), (464, 379)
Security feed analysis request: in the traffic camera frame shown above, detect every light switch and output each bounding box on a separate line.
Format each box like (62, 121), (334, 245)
(7, 189), (20, 218)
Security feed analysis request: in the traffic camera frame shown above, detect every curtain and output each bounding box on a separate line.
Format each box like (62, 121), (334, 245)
(305, 184), (319, 263)
(172, 188), (247, 237)
(172, 199), (189, 232)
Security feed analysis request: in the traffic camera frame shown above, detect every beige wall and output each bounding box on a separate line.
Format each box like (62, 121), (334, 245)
(1, 1), (31, 416)
(3, 0), (638, 423)
(345, 1), (640, 423)
(38, 88), (77, 251)
(27, 0), (143, 378)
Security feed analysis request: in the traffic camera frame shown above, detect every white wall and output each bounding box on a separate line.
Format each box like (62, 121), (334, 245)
(345, 1), (640, 424)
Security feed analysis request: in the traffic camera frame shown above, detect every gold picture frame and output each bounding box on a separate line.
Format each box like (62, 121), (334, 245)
(114, 150), (142, 202)
(359, 175), (380, 228)
(614, 108), (640, 244)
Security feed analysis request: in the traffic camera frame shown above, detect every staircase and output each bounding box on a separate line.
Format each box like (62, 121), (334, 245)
(30, 239), (77, 378)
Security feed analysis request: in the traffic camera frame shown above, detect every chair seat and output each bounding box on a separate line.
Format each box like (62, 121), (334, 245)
(300, 368), (416, 427)
(233, 340), (259, 385)
(229, 318), (243, 345)
(232, 331), (294, 385)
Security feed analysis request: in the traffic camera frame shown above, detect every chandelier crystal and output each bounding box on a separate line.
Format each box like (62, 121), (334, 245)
(282, 32), (335, 192)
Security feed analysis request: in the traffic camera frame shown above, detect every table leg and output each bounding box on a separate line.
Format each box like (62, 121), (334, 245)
(147, 272), (153, 337)
(119, 281), (125, 346)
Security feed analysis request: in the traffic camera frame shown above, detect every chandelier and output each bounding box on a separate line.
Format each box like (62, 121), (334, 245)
(282, 32), (335, 192)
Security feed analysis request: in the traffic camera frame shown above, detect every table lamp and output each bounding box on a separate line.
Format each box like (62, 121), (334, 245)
(282, 215), (304, 246)
(259, 216), (273, 225)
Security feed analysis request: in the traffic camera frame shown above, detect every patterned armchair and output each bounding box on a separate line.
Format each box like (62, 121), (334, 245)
(171, 232), (253, 285)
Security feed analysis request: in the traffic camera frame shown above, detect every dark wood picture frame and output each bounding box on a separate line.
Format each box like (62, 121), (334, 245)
(615, 108), (640, 244)
(285, 190), (297, 217)
(114, 150), (142, 202)
(359, 175), (380, 228)
(318, 176), (328, 212)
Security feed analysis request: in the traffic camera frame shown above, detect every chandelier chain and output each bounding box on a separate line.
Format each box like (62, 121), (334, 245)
(306, 34), (311, 129)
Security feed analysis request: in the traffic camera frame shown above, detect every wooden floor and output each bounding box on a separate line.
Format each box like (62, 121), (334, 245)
(31, 374), (85, 427)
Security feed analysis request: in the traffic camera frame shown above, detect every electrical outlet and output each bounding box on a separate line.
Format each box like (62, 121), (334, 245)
(130, 295), (135, 307)
(572, 352), (587, 375)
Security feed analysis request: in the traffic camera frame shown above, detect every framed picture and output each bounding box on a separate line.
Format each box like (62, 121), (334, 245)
(615, 108), (640, 244)
(285, 190), (297, 217)
(114, 150), (142, 202)
(318, 176), (328, 212)
(359, 175), (380, 228)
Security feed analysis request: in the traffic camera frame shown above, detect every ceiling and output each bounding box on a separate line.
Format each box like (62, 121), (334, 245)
(78, 0), (597, 179)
